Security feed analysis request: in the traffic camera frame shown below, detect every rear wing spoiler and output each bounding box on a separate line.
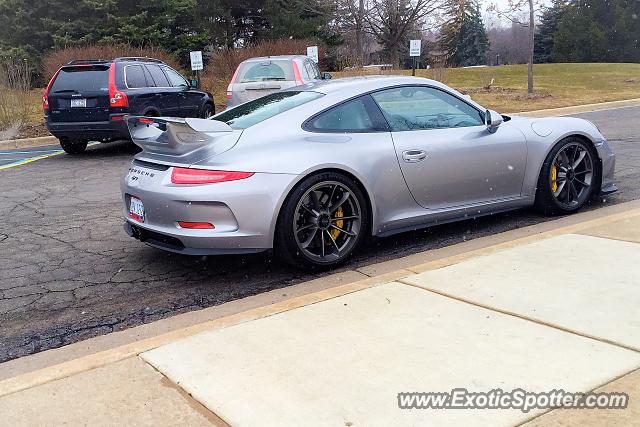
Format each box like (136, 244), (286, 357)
(126, 116), (234, 159)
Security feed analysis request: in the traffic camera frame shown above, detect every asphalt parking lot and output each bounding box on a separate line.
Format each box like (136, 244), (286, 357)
(1, 106), (639, 363)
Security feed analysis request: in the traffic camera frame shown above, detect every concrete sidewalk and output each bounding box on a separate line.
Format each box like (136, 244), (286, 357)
(1, 206), (639, 426)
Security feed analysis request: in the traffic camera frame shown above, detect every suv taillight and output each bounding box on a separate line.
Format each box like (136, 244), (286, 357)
(43, 68), (62, 111)
(226, 65), (241, 104)
(108, 64), (128, 107)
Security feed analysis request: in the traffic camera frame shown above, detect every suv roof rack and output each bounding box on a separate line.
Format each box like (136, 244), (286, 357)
(114, 57), (164, 64)
(66, 59), (111, 65)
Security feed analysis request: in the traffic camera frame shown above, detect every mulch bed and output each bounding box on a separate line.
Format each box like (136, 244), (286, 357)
(14, 123), (51, 140)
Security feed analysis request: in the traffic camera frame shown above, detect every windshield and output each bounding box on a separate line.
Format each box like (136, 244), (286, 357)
(212, 91), (324, 130)
(50, 65), (110, 93)
(236, 60), (294, 82)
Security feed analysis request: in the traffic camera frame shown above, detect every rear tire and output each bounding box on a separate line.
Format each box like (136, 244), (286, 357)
(59, 138), (87, 154)
(201, 103), (215, 118)
(275, 172), (369, 270)
(534, 136), (599, 215)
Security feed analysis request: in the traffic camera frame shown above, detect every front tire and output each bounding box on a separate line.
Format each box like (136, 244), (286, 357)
(534, 137), (599, 215)
(59, 138), (87, 154)
(275, 172), (369, 270)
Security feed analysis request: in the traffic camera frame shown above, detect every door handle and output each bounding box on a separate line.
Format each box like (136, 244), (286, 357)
(402, 150), (428, 163)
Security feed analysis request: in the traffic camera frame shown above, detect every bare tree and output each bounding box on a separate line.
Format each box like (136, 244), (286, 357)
(488, 0), (540, 94)
(486, 23), (530, 64)
(365, 0), (443, 68)
(339, 0), (367, 67)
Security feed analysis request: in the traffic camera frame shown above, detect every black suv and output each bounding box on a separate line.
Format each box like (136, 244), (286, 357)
(43, 57), (215, 154)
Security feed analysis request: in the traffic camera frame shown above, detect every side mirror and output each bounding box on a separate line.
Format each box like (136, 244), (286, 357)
(485, 109), (503, 133)
(322, 72), (332, 80)
(190, 79), (198, 88)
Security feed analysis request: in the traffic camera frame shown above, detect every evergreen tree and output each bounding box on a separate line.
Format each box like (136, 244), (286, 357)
(534, 0), (568, 63)
(552, 0), (640, 63)
(439, 0), (489, 67)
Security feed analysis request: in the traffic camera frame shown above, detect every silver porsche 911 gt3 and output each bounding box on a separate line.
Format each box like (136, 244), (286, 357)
(121, 76), (616, 268)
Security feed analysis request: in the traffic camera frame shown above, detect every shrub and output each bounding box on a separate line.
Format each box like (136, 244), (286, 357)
(201, 38), (326, 109)
(42, 44), (181, 82)
(0, 60), (34, 133)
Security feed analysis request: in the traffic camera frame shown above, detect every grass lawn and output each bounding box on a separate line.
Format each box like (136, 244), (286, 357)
(335, 63), (640, 113)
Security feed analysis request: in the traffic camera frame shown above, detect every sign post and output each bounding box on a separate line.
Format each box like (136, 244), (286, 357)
(190, 51), (203, 88)
(306, 46), (319, 64)
(409, 40), (421, 76)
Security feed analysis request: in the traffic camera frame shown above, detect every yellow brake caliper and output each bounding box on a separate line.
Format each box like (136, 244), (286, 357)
(551, 164), (558, 193)
(330, 206), (344, 240)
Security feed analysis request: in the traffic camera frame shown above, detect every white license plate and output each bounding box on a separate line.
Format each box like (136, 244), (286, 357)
(129, 196), (145, 223)
(70, 98), (86, 108)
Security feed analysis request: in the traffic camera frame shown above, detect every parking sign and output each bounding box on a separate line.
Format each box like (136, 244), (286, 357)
(409, 40), (421, 57)
(307, 46), (319, 63)
(190, 51), (203, 71)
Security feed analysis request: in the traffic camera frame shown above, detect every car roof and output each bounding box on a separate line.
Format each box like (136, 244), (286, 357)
(241, 55), (307, 63)
(297, 75), (447, 95)
(293, 75), (486, 111)
(65, 57), (165, 66)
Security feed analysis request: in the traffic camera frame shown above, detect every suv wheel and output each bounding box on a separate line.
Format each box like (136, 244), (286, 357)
(59, 138), (87, 155)
(201, 103), (214, 118)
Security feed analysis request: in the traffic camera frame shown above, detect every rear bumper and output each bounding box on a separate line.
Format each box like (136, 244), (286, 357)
(123, 221), (266, 255)
(121, 164), (299, 255)
(45, 116), (129, 141)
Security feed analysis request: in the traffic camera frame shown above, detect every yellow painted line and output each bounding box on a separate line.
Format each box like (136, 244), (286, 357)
(0, 151), (63, 170)
(0, 142), (99, 171)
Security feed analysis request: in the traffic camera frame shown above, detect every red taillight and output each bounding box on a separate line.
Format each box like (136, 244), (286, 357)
(226, 65), (241, 104)
(111, 115), (125, 121)
(292, 61), (303, 86)
(109, 64), (128, 107)
(178, 221), (215, 229)
(171, 168), (254, 185)
(43, 68), (62, 110)
(138, 117), (154, 124)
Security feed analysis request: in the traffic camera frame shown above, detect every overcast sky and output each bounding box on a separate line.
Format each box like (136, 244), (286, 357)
(481, 0), (552, 28)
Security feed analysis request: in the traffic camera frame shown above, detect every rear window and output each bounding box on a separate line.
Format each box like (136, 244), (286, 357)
(212, 91), (323, 130)
(237, 60), (294, 83)
(50, 65), (109, 93)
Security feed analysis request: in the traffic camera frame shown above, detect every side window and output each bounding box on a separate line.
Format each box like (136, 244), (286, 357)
(143, 66), (155, 87)
(309, 60), (321, 79)
(146, 64), (170, 87)
(125, 65), (147, 88)
(371, 86), (485, 131)
(162, 66), (189, 88)
(301, 61), (312, 79)
(305, 95), (385, 133)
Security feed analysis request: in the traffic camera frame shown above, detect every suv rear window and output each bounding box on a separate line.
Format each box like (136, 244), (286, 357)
(212, 91), (323, 130)
(237, 60), (294, 83)
(50, 65), (110, 93)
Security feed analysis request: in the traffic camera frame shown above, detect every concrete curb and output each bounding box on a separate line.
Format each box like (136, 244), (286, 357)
(0, 97), (639, 150)
(512, 97), (640, 117)
(0, 135), (57, 150)
(2, 200), (639, 398)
